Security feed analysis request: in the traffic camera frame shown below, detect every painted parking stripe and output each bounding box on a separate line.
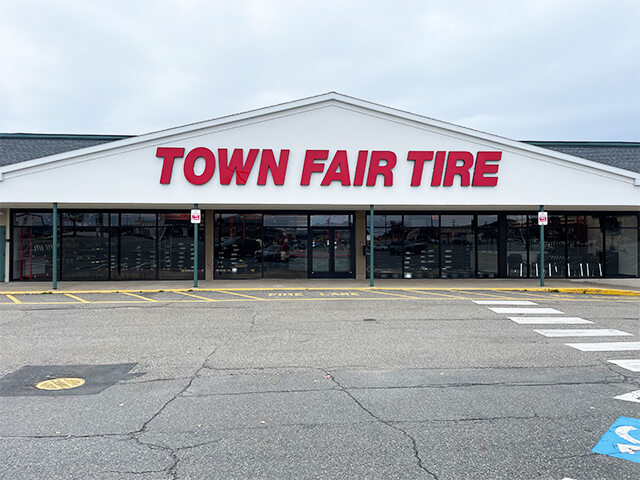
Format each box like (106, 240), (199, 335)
(565, 342), (640, 352)
(534, 329), (633, 337)
(176, 291), (218, 301)
(6, 294), (22, 304)
(472, 300), (537, 305)
(65, 293), (89, 303)
(609, 359), (640, 372)
(615, 390), (640, 404)
(122, 292), (158, 302)
(507, 317), (593, 325)
(488, 307), (563, 314)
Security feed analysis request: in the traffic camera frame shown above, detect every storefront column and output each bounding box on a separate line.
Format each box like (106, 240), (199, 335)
(205, 209), (214, 280)
(52, 203), (58, 289)
(355, 210), (366, 280)
(0, 209), (7, 282)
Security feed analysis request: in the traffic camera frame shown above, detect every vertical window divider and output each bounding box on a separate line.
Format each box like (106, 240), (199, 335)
(155, 212), (159, 281)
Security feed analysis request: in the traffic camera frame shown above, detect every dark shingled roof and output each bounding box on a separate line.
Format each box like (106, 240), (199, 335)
(0, 133), (131, 167)
(523, 141), (640, 173)
(0, 134), (638, 174)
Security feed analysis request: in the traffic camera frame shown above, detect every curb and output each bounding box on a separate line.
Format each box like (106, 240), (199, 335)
(0, 287), (637, 296)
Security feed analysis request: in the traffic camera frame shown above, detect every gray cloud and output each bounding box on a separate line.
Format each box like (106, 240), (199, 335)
(0, 0), (638, 140)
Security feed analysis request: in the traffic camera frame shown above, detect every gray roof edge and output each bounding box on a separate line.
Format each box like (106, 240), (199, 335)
(524, 140), (640, 148)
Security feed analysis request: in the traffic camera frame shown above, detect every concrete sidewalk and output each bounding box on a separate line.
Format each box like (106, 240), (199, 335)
(1, 277), (639, 293)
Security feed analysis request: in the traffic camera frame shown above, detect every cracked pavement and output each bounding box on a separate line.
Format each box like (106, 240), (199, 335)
(0, 292), (638, 479)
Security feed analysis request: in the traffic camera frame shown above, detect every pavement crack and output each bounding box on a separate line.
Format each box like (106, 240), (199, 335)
(603, 361), (640, 390)
(347, 377), (625, 391)
(325, 369), (438, 480)
(248, 308), (258, 334)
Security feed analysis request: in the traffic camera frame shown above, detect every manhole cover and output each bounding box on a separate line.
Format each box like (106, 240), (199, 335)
(0, 363), (142, 396)
(35, 377), (85, 391)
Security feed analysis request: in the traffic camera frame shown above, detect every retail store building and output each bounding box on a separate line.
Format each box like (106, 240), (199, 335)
(0, 93), (638, 282)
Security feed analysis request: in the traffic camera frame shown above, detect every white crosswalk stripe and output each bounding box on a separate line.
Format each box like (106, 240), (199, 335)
(489, 307), (563, 314)
(615, 390), (640, 404)
(472, 300), (537, 305)
(507, 317), (593, 324)
(609, 359), (640, 372)
(534, 329), (633, 337)
(565, 342), (640, 352)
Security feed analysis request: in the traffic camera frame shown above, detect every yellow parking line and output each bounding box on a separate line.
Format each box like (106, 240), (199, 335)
(370, 289), (422, 299)
(121, 292), (158, 302)
(176, 291), (218, 301)
(410, 290), (471, 300)
(65, 293), (88, 303)
(6, 294), (21, 304)
(457, 290), (520, 300)
(214, 289), (263, 300)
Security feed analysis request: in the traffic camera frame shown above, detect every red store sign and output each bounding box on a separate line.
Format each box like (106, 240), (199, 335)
(156, 148), (501, 187)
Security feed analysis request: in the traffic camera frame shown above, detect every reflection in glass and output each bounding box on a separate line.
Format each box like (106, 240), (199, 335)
(606, 215), (638, 277)
(368, 215), (404, 278)
(311, 229), (330, 274)
(61, 224), (109, 281)
(403, 226), (439, 278)
(441, 228), (475, 278)
(12, 225), (54, 280)
(477, 215), (498, 277)
(263, 227), (307, 278)
(158, 215), (205, 280)
(333, 229), (352, 274)
(566, 216), (603, 278)
(215, 214), (262, 279)
(529, 215), (566, 278)
(441, 215), (473, 227)
(111, 224), (157, 280)
(310, 215), (351, 227)
(264, 215), (307, 227)
(507, 215), (528, 277)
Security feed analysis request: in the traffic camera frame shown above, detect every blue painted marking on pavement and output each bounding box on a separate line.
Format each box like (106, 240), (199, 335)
(592, 416), (640, 464)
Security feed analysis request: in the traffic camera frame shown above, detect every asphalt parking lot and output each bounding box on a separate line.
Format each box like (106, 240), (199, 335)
(0, 288), (639, 479)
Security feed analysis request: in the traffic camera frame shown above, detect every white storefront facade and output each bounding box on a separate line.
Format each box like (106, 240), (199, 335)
(1, 93), (638, 282)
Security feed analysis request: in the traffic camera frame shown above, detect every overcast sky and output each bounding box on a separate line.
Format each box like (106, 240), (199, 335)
(1, 1), (638, 141)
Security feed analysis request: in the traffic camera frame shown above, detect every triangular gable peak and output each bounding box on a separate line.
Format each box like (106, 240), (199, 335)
(0, 93), (638, 208)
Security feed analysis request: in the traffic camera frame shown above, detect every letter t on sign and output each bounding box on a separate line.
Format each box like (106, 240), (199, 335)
(407, 151), (434, 186)
(156, 147), (185, 184)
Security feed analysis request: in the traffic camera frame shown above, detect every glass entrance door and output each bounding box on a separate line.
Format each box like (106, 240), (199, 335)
(310, 228), (353, 278)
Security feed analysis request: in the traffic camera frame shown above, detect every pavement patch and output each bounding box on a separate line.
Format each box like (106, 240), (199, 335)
(0, 363), (142, 396)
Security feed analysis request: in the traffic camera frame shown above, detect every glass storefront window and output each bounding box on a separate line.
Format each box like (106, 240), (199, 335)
(404, 229), (439, 278)
(11, 225), (54, 281)
(477, 215), (498, 278)
(441, 215), (473, 228)
(263, 215), (307, 227)
(367, 215), (404, 278)
(262, 227), (308, 278)
(441, 228), (475, 278)
(215, 214), (262, 279)
(605, 215), (638, 277)
(61, 213), (108, 227)
(121, 213), (156, 226)
(529, 214), (566, 278)
(111, 224), (157, 280)
(404, 215), (439, 227)
(507, 215), (528, 277)
(566, 215), (604, 278)
(158, 214), (205, 280)
(311, 214), (351, 227)
(61, 225), (109, 281)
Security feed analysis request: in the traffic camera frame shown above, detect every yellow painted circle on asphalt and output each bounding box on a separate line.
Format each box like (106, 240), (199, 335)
(35, 377), (85, 391)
